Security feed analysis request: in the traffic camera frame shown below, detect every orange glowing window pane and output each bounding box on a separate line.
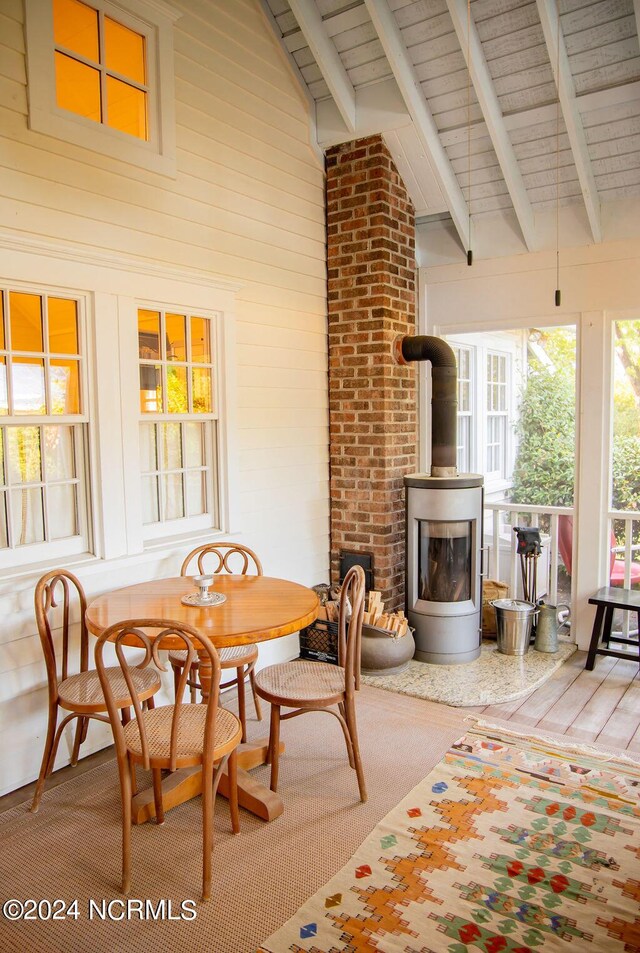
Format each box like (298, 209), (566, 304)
(140, 365), (162, 413)
(166, 314), (186, 362)
(192, 368), (212, 413)
(48, 298), (79, 355)
(106, 77), (147, 140)
(50, 360), (81, 414)
(167, 366), (188, 413)
(191, 317), (211, 363)
(138, 310), (160, 360)
(0, 358), (6, 416)
(0, 294), (4, 350)
(53, 0), (99, 62)
(55, 52), (101, 123)
(10, 293), (43, 352)
(104, 16), (146, 84)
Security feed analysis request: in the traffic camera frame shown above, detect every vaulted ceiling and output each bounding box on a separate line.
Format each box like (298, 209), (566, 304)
(262, 0), (640, 256)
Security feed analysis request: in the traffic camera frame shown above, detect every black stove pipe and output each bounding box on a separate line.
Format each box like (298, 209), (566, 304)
(394, 334), (458, 477)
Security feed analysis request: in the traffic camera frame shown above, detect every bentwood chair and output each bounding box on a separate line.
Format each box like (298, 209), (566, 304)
(95, 619), (242, 900)
(169, 543), (263, 740)
(31, 570), (160, 813)
(254, 564), (367, 802)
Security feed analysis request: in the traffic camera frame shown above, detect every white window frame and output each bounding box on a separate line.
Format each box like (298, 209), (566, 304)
(452, 343), (473, 474)
(0, 282), (93, 572)
(137, 303), (223, 542)
(485, 350), (509, 481)
(24, 0), (180, 177)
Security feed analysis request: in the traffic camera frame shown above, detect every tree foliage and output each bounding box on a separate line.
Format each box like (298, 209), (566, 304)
(510, 361), (575, 507)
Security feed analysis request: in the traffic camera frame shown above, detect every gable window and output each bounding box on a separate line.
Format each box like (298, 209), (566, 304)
(53, 0), (148, 141)
(0, 287), (90, 569)
(138, 308), (219, 538)
(25, 0), (179, 176)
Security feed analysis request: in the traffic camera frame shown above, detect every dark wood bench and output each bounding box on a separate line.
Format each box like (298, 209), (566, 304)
(586, 587), (640, 670)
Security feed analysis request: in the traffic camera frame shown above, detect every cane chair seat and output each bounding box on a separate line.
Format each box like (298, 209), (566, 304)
(59, 666), (160, 713)
(169, 643), (258, 668)
(123, 704), (242, 768)
(254, 659), (346, 705)
(254, 565), (367, 803)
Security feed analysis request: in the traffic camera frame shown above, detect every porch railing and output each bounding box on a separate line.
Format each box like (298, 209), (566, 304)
(484, 502), (574, 607)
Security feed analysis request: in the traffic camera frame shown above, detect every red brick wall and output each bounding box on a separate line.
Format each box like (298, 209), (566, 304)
(327, 135), (417, 609)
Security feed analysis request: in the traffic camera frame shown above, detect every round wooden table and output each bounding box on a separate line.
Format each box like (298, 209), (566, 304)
(86, 575), (318, 824)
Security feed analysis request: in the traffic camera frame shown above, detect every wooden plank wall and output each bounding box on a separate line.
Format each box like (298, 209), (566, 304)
(0, 0), (328, 794)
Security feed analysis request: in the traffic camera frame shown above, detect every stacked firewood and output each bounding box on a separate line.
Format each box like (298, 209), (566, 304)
(316, 589), (409, 638)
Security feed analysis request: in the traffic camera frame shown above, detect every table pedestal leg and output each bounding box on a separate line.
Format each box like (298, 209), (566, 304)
(130, 737), (285, 825)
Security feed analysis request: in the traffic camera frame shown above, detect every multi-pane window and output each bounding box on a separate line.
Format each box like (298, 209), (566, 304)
(486, 352), (508, 476)
(452, 345), (472, 474)
(0, 289), (88, 563)
(53, 0), (148, 141)
(138, 308), (218, 533)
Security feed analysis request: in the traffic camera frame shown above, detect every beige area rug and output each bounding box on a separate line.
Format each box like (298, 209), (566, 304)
(0, 686), (468, 953)
(362, 641), (577, 706)
(259, 723), (640, 953)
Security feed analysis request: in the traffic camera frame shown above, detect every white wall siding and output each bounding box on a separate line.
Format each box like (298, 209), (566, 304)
(0, 0), (328, 795)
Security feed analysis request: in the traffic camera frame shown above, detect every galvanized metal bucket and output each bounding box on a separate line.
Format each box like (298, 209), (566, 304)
(491, 599), (538, 656)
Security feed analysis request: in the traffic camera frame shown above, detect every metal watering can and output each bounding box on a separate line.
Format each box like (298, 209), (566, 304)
(534, 601), (570, 653)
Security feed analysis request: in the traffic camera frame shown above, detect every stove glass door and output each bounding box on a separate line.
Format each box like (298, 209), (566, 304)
(418, 519), (473, 602)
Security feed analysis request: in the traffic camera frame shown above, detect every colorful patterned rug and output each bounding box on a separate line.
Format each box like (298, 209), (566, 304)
(259, 724), (640, 953)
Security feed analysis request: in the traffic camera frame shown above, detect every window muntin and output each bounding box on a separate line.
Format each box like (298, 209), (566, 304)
(138, 308), (218, 536)
(0, 288), (89, 564)
(53, 0), (148, 141)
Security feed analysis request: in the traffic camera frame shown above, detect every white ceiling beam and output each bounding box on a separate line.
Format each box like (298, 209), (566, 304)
(288, 0), (357, 134)
(536, 0), (602, 243)
(446, 0), (537, 251)
(364, 0), (470, 252)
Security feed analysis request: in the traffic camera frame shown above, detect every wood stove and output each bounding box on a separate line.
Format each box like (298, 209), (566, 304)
(394, 334), (484, 664)
(405, 474), (483, 663)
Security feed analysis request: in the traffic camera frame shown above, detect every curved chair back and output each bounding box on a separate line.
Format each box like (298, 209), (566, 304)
(95, 619), (221, 772)
(180, 542), (263, 577)
(337, 565), (366, 691)
(34, 570), (88, 701)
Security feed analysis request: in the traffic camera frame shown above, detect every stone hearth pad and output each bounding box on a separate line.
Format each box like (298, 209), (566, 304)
(361, 640), (577, 707)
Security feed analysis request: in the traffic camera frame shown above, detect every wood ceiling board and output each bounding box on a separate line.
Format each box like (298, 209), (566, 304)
(521, 163), (580, 190)
(432, 103), (486, 131)
(473, 0), (536, 20)
(517, 147), (575, 172)
(476, 1), (542, 42)
(498, 82), (561, 113)
(568, 36), (640, 75)
(598, 181), (640, 197)
(307, 78), (332, 98)
(268, 0), (291, 16)
(346, 57), (395, 87)
(415, 64), (470, 98)
(529, 179), (584, 204)
(512, 131), (571, 158)
(338, 38), (386, 69)
(595, 164), (640, 186)
(573, 57), (640, 94)
(588, 132), (640, 158)
(331, 20), (378, 53)
(593, 152), (640, 175)
(483, 41), (550, 78)
(450, 148), (505, 172)
(383, 131), (438, 216)
(581, 92), (640, 127)
(401, 10), (455, 48)
(561, 0), (636, 37)
(564, 14), (637, 56)
(480, 23), (547, 62)
(395, 0), (449, 29)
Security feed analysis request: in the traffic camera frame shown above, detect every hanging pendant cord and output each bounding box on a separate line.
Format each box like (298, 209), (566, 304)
(466, 0), (473, 265)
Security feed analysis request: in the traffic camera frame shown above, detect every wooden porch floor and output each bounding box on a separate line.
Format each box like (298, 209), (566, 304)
(469, 650), (640, 753)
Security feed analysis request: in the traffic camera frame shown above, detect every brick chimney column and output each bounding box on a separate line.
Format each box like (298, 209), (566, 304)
(327, 135), (417, 609)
